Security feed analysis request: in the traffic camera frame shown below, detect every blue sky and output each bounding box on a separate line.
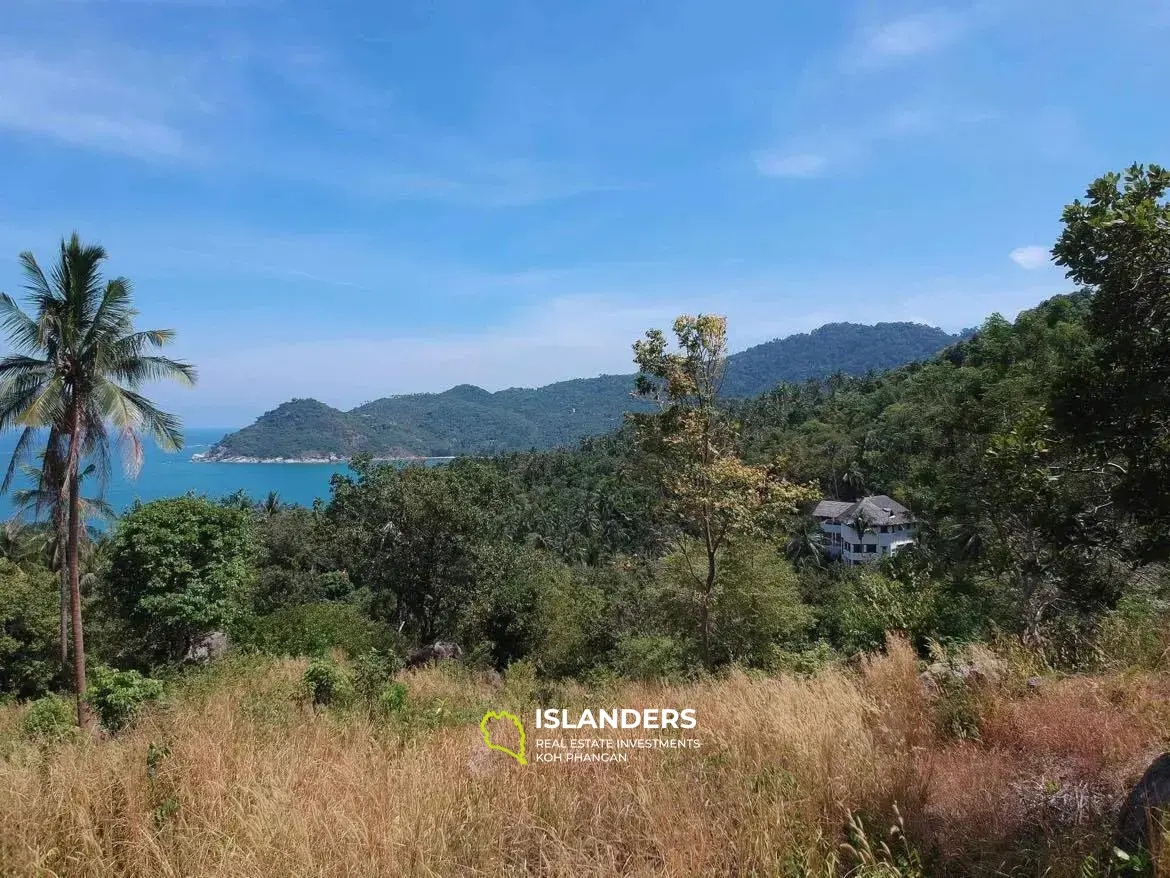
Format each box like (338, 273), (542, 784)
(0, 0), (1167, 427)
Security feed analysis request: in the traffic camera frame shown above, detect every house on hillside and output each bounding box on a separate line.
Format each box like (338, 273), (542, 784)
(812, 495), (917, 565)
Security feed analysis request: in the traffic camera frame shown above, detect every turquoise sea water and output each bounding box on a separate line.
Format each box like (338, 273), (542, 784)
(0, 427), (375, 521)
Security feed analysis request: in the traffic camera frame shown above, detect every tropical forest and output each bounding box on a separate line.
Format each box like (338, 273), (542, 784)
(1, 165), (1170, 876)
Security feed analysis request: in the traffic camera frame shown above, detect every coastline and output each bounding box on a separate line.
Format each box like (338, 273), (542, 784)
(191, 453), (457, 464)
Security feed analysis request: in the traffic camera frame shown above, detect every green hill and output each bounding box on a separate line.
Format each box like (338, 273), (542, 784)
(199, 322), (964, 460)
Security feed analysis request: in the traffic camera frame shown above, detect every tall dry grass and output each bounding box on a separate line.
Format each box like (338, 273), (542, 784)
(1, 640), (1167, 877)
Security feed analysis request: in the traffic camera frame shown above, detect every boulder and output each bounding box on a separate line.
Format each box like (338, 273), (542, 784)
(406, 641), (463, 668)
(920, 645), (1007, 693)
(1115, 753), (1170, 856)
(184, 631), (230, 664)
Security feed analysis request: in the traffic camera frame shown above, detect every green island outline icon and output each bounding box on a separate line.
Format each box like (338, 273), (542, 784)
(480, 710), (528, 765)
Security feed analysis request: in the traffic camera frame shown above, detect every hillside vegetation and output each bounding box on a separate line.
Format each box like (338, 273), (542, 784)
(3, 165), (1170, 875)
(204, 322), (961, 459)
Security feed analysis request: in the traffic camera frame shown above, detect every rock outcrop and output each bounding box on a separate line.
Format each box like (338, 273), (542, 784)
(1115, 752), (1170, 856)
(406, 641), (463, 668)
(184, 631), (231, 664)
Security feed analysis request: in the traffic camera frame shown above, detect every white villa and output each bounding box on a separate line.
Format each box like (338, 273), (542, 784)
(812, 495), (917, 565)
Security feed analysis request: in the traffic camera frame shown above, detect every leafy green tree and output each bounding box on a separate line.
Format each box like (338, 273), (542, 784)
(1052, 164), (1170, 559)
(324, 458), (519, 643)
(456, 544), (563, 668)
(104, 496), (255, 665)
(531, 563), (620, 677)
(661, 538), (812, 669)
(250, 505), (357, 613)
(0, 233), (195, 722)
(0, 558), (59, 698)
(630, 314), (816, 668)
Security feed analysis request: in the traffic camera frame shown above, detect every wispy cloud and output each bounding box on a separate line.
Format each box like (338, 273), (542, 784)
(1009, 245), (1050, 270)
(753, 2), (995, 180)
(752, 151), (830, 179)
(0, 52), (191, 159)
(754, 104), (970, 179)
(847, 9), (971, 70)
(0, 26), (606, 208)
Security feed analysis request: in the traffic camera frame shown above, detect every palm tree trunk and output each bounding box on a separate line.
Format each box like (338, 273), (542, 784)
(54, 506), (68, 674)
(64, 407), (88, 727)
(58, 566), (69, 671)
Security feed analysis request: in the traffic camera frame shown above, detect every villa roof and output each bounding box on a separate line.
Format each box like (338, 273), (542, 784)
(814, 494), (915, 526)
(813, 500), (853, 519)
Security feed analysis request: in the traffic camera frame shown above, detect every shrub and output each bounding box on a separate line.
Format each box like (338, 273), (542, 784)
(458, 546), (563, 669)
(531, 563), (630, 677)
(1093, 590), (1170, 671)
(706, 540), (813, 668)
(377, 682), (409, 716)
(0, 559), (59, 699)
(20, 694), (76, 742)
(302, 659), (354, 708)
(87, 665), (165, 732)
(352, 650), (404, 703)
(612, 635), (684, 680)
(241, 603), (393, 659)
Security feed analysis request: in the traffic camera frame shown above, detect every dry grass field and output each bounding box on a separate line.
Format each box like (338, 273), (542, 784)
(2, 638), (1168, 877)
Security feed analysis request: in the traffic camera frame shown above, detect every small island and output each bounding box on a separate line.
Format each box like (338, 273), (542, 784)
(196, 323), (963, 462)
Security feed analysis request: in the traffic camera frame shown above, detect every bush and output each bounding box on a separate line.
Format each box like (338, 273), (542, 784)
(87, 665), (165, 732)
(302, 659), (354, 708)
(531, 563), (629, 678)
(457, 545), (564, 669)
(20, 694), (76, 742)
(240, 603), (394, 659)
(706, 541), (813, 668)
(612, 635), (685, 680)
(377, 681), (409, 716)
(1093, 591), (1170, 671)
(0, 559), (60, 699)
(351, 650), (404, 703)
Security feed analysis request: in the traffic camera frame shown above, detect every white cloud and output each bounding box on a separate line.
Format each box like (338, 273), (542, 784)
(753, 151), (830, 179)
(850, 9), (970, 70)
(1009, 245), (1050, 270)
(0, 51), (195, 159)
(754, 103), (965, 179)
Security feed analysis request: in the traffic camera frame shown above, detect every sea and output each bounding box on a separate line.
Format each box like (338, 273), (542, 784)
(0, 426), (398, 523)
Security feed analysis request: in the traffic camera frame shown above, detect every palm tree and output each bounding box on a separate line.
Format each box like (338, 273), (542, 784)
(786, 516), (827, 570)
(0, 518), (46, 567)
(0, 233), (195, 724)
(261, 490), (282, 517)
(10, 460), (115, 670)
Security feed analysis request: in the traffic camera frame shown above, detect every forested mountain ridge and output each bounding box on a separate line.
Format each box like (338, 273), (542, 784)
(200, 321), (964, 460)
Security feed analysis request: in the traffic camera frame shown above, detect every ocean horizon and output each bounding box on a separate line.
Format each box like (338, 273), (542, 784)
(0, 426), (442, 524)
